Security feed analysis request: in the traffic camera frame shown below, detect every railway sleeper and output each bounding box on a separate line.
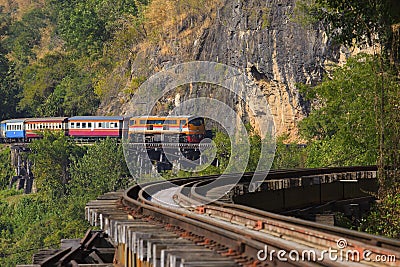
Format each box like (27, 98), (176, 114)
(85, 194), (243, 267)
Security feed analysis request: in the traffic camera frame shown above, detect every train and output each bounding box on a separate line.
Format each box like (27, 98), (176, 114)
(0, 115), (206, 143)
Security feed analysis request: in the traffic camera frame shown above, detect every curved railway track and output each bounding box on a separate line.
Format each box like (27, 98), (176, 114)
(83, 166), (400, 267)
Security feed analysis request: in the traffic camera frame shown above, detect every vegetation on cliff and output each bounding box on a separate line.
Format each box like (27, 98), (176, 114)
(0, 135), (132, 265)
(295, 0), (400, 238)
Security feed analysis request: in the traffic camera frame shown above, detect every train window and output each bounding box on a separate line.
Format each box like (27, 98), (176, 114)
(110, 122), (114, 128)
(70, 122), (75, 129)
(165, 120), (177, 125)
(140, 120), (146, 124)
(82, 123), (86, 128)
(130, 120), (135, 126)
(190, 118), (204, 126)
(180, 120), (187, 126)
(76, 123), (81, 129)
(147, 119), (164, 124)
(88, 122), (92, 128)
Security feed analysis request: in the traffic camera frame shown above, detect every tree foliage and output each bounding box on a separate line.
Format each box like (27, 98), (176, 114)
(4, 7), (47, 67)
(1, 135), (133, 265)
(294, 0), (400, 56)
(49, 0), (144, 57)
(0, 147), (13, 190)
(18, 53), (99, 116)
(360, 189), (400, 239)
(272, 135), (307, 169)
(299, 54), (399, 167)
(28, 131), (84, 200)
(69, 138), (132, 200)
(0, 6), (21, 120)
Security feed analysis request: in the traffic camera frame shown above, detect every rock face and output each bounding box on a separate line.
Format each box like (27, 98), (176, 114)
(115, 0), (337, 140)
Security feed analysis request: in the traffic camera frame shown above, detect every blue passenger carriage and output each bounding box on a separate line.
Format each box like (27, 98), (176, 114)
(3, 119), (26, 141)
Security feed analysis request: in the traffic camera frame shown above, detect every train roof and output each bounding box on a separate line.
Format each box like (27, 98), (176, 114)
(25, 117), (69, 122)
(1, 118), (26, 123)
(69, 116), (124, 121)
(129, 115), (198, 119)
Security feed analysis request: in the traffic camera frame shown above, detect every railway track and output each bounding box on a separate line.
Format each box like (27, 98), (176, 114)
(83, 166), (400, 267)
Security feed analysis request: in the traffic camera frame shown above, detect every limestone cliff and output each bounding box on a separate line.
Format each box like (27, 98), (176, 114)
(101, 0), (340, 141)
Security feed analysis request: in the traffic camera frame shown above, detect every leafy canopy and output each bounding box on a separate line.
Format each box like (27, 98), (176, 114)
(299, 54), (400, 167)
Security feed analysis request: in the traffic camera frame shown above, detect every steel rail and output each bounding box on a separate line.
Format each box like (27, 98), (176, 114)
(123, 181), (352, 266)
(121, 166), (399, 266)
(184, 170), (400, 253)
(176, 181), (400, 260)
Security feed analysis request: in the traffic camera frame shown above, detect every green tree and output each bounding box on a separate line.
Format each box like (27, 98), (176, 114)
(28, 131), (84, 200)
(69, 138), (131, 201)
(0, 147), (13, 190)
(299, 54), (399, 167)
(50, 0), (144, 58)
(272, 135), (307, 169)
(294, 0), (400, 58)
(0, 6), (21, 120)
(360, 190), (400, 239)
(4, 8), (47, 67)
(19, 53), (99, 116)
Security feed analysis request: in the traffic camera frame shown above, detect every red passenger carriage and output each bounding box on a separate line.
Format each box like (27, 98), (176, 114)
(25, 117), (68, 140)
(68, 116), (124, 138)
